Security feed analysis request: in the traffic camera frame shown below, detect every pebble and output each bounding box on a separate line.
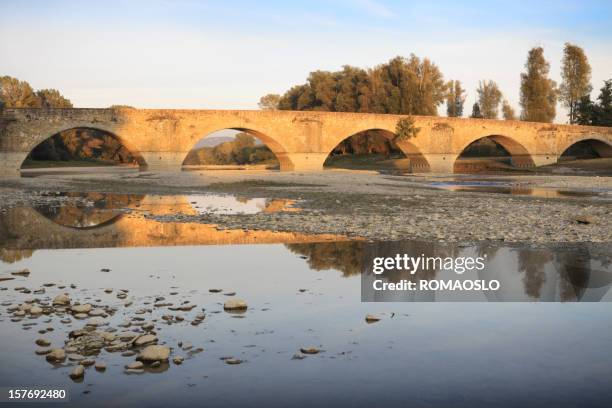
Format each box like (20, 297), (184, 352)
(69, 365), (85, 380)
(125, 361), (144, 370)
(71, 304), (92, 314)
(365, 314), (381, 323)
(134, 334), (158, 346)
(35, 338), (51, 347)
(300, 347), (320, 355)
(173, 356), (184, 365)
(94, 362), (106, 371)
(223, 299), (248, 311)
(138, 345), (170, 362)
(45, 348), (66, 363)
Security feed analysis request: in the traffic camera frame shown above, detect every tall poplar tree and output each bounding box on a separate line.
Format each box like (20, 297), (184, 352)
(477, 80), (502, 119)
(559, 43), (592, 124)
(446, 80), (466, 117)
(519, 47), (557, 123)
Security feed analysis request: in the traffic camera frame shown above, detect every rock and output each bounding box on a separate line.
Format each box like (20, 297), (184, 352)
(124, 369), (144, 375)
(67, 354), (85, 361)
(88, 309), (106, 317)
(118, 332), (138, 341)
(225, 358), (242, 365)
(35, 338), (51, 347)
(71, 304), (92, 314)
(29, 305), (43, 314)
(125, 361), (144, 370)
(104, 289), (113, 294)
(223, 299), (248, 311)
(209, 289), (222, 293)
(173, 356), (184, 365)
(74, 313), (88, 319)
(291, 353), (306, 360)
(300, 347), (320, 355)
(134, 334), (158, 346)
(45, 348), (66, 363)
(70, 365), (85, 380)
(94, 362), (106, 371)
(11, 269), (30, 277)
(575, 215), (594, 225)
(35, 348), (52, 355)
(81, 359), (95, 366)
(138, 345), (170, 362)
(0, 276), (15, 282)
(86, 317), (106, 327)
(100, 268), (110, 272)
(223, 292), (236, 296)
(365, 314), (381, 323)
(181, 342), (193, 351)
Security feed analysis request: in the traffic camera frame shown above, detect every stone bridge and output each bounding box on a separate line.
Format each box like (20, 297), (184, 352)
(1, 108), (611, 176)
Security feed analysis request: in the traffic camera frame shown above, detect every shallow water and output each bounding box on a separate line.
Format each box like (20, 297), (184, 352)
(429, 179), (612, 201)
(1, 193), (612, 407)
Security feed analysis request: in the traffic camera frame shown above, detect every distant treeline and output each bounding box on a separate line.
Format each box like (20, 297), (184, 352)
(183, 133), (277, 166)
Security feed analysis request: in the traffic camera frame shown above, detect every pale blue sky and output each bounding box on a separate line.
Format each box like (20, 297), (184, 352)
(1, 0), (611, 122)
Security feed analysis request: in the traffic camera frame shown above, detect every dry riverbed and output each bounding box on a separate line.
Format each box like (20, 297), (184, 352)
(1, 169), (611, 246)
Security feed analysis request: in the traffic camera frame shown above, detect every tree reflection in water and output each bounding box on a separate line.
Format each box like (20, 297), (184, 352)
(288, 240), (612, 302)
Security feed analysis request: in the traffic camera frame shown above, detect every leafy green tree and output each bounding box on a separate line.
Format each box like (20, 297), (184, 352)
(470, 102), (483, 118)
(575, 95), (594, 125)
(395, 117), (420, 142)
(593, 79), (612, 126)
(275, 54), (446, 116)
(36, 89), (73, 108)
(476, 80), (502, 119)
(502, 100), (516, 120)
(446, 80), (465, 117)
(258, 93), (280, 110)
(559, 43), (592, 124)
(519, 47), (557, 123)
(0, 76), (39, 107)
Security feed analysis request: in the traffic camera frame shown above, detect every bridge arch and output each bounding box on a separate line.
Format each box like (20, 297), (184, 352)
(182, 126), (294, 171)
(558, 137), (612, 161)
(454, 134), (536, 172)
(20, 125), (147, 171)
(323, 128), (430, 172)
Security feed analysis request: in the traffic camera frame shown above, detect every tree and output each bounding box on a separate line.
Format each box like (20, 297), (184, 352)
(470, 102), (483, 118)
(476, 80), (502, 119)
(575, 95), (594, 125)
(36, 89), (73, 108)
(258, 93), (280, 110)
(502, 100), (516, 120)
(0, 76), (39, 108)
(559, 43), (592, 124)
(519, 47), (557, 123)
(446, 80), (465, 117)
(593, 79), (612, 126)
(395, 117), (420, 142)
(276, 54), (447, 116)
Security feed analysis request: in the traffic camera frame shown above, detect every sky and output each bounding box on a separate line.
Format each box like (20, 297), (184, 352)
(1, 0), (611, 123)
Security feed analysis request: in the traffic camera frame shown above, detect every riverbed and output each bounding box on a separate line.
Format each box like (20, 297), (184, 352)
(1, 169), (611, 407)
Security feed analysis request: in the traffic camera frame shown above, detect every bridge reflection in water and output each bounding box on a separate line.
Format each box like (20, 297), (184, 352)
(1, 192), (610, 302)
(0, 192), (338, 252)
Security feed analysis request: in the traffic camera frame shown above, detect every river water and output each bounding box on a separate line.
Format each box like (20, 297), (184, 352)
(1, 192), (611, 407)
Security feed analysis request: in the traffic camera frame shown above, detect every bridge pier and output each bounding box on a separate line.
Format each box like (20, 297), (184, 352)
(0, 152), (27, 177)
(139, 152), (187, 172)
(423, 154), (457, 173)
(531, 155), (558, 167)
(277, 153), (328, 171)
